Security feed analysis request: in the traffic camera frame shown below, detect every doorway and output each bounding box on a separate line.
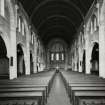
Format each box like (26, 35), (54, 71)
(90, 43), (99, 75)
(17, 44), (25, 77)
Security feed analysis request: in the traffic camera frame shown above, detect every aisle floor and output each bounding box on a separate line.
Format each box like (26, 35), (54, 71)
(46, 73), (71, 105)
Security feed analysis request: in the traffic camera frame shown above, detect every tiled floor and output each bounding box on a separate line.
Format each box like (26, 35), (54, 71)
(46, 73), (71, 105)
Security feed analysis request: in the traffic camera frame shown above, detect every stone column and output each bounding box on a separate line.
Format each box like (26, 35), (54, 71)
(33, 36), (37, 73)
(85, 26), (91, 74)
(47, 49), (50, 69)
(99, 3), (105, 78)
(74, 48), (78, 71)
(9, 4), (17, 79)
(78, 45), (82, 72)
(10, 26), (17, 79)
(25, 27), (30, 75)
(65, 48), (68, 70)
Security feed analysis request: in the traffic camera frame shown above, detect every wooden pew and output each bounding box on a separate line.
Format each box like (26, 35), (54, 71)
(0, 70), (56, 105)
(0, 87), (47, 104)
(0, 91), (44, 105)
(73, 91), (105, 105)
(70, 86), (105, 104)
(60, 70), (105, 105)
(68, 77), (105, 105)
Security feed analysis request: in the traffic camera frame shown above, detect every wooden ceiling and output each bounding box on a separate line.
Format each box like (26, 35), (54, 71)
(19, 0), (95, 45)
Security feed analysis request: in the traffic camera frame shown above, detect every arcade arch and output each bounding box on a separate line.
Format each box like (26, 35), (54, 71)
(0, 35), (9, 79)
(17, 44), (25, 77)
(90, 42), (99, 75)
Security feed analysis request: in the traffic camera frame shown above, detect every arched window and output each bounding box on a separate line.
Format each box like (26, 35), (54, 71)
(90, 20), (93, 34)
(18, 16), (26, 36)
(0, 0), (5, 17)
(18, 16), (22, 32)
(56, 53), (59, 61)
(93, 16), (97, 31)
(61, 53), (64, 61)
(51, 53), (54, 61)
(91, 15), (98, 33)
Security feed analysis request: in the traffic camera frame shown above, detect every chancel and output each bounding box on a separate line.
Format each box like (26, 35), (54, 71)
(0, 0), (105, 105)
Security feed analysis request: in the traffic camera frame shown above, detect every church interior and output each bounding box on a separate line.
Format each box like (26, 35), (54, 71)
(0, 0), (105, 105)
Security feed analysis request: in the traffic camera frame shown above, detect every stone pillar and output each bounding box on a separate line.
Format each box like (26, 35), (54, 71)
(99, 3), (105, 78)
(84, 24), (91, 74)
(9, 3), (17, 79)
(78, 46), (82, 72)
(33, 36), (37, 73)
(65, 48), (68, 70)
(9, 37), (17, 79)
(74, 48), (78, 71)
(99, 23), (105, 78)
(72, 51), (75, 71)
(47, 49), (50, 69)
(10, 26), (17, 79)
(25, 32), (30, 75)
(44, 49), (47, 69)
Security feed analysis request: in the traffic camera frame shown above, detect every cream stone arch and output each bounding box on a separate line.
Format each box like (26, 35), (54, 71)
(0, 32), (10, 58)
(17, 43), (27, 73)
(90, 41), (99, 57)
(17, 42), (26, 56)
(0, 0), (15, 58)
(17, 42), (27, 60)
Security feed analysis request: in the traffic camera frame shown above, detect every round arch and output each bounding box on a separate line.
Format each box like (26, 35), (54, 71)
(0, 35), (9, 79)
(82, 50), (86, 73)
(17, 44), (26, 77)
(90, 42), (99, 75)
(30, 51), (34, 74)
(0, 32), (10, 58)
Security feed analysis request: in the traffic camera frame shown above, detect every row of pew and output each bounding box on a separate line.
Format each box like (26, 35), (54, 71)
(0, 70), (56, 105)
(60, 70), (105, 105)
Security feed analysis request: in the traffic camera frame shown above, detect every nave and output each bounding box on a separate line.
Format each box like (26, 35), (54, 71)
(46, 72), (71, 105)
(1, 0), (105, 104)
(0, 69), (105, 105)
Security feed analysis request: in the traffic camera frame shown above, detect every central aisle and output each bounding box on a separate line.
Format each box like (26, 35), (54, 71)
(46, 72), (71, 105)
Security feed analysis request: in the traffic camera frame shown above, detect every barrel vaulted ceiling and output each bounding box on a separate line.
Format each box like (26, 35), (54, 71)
(19, 0), (94, 45)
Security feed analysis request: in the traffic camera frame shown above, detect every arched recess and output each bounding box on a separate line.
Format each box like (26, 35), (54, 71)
(17, 44), (25, 77)
(90, 42), (99, 75)
(82, 50), (86, 73)
(30, 51), (34, 74)
(0, 36), (9, 79)
(77, 54), (79, 72)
